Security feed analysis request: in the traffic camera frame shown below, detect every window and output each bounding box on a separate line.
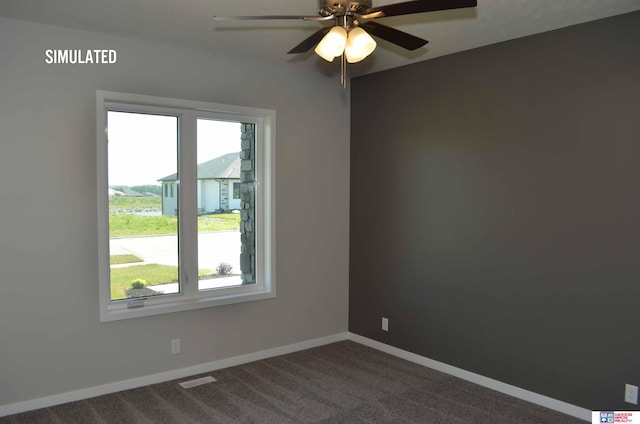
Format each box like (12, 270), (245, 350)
(97, 91), (275, 322)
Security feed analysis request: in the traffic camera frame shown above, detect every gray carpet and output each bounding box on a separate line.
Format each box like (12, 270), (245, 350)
(0, 341), (586, 423)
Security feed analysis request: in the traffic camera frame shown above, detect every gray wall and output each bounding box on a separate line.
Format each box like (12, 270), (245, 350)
(0, 18), (349, 406)
(350, 11), (640, 410)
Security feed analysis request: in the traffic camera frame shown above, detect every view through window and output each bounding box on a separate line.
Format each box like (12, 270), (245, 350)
(107, 112), (253, 301)
(98, 91), (275, 322)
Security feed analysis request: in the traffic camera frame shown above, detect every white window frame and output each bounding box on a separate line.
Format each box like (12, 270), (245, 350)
(97, 91), (276, 322)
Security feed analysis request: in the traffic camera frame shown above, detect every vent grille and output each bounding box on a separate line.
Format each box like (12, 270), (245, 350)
(178, 376), (217, 389)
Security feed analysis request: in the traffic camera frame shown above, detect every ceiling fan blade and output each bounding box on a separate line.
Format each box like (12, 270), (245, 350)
(287, 26), (332, 54)
(361, 21), (428, 50)
(214, 15), (333, 22)
(364, 0), (477, 18)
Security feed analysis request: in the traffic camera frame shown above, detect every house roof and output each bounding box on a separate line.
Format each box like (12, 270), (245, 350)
(158, 152), (240, 182)
(121, 187), (145, 197)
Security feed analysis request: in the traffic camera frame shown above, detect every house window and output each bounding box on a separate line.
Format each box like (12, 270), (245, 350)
(97, 91), (276, 322)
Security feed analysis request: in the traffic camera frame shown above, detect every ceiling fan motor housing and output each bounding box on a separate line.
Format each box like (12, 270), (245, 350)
(318, 0), (372, 16)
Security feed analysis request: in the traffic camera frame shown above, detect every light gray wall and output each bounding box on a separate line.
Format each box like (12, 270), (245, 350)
(350, 11), (640, 411)
(0, 17), (349, 406)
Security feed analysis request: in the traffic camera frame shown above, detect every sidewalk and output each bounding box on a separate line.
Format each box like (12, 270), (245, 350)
(110, 232), (244, 296)
(146, 275), (243, 295)
(110, 231), (241, 271)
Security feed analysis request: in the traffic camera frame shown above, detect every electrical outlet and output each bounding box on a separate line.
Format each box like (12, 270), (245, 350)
(381, 317), (389, 332)
(625, 384), (638, 405)
(171, 339), (181, 355)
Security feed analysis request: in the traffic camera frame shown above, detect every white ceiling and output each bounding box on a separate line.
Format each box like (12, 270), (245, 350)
(2, 0), (639, 76)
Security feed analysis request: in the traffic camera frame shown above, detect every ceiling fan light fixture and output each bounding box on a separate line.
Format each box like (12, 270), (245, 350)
(314, 26), (347, 62)
(345, 26), (377, 63)
(215, 0), (478, 86)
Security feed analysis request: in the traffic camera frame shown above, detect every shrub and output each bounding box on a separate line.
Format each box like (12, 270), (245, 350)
(216, 262), (232, 276)
(131, 278), (147, 289)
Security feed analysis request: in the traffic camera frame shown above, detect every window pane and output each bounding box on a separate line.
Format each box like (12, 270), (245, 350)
(107, 111), (179, 301)
(196, 119), (255, 290)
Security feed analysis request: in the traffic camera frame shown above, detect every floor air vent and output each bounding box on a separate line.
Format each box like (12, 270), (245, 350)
(178, 376), (217, 389)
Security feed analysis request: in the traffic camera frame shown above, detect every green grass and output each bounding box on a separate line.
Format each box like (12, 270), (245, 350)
(109, 196), (161, 210)
(109, 214), (177, 237)
(197, 213), (241, 232)
(110, 254), (144, 265)
(110, 264), (212, 300)
(109, 196), (240, 237)
(109, 213), (240, 237)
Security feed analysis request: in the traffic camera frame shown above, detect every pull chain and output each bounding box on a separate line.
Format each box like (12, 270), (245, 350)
(341, 52), (347, 89)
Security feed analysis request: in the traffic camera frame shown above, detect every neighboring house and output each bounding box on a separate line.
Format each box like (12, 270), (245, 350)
(120, 187), (145, 197)
(158, 151), (241, 216)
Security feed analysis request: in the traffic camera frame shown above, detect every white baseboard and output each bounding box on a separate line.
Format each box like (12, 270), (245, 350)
(0, 332), (349, 418)
(347, 333), (591, 422)
(0, 332), (591, 422)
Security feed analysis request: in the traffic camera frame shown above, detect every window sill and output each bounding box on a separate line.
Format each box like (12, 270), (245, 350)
(99, 287), (276, 322)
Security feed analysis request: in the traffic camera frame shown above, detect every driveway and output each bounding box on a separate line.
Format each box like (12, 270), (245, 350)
(110, 231), (241, 273)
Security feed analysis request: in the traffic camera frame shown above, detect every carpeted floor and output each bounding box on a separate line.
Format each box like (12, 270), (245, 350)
(0, 341), (586, 423)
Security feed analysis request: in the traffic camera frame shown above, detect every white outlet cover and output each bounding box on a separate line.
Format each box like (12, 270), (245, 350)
(171, 339), (180, 354)
(625, 384), (638, 405)
(382, 317), (389, 332)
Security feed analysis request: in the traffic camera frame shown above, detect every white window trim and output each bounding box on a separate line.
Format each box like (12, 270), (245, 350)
(97, 91), (276, 322)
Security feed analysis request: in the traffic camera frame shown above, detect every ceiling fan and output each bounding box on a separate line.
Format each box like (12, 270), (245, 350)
(215, 0), (478, 86)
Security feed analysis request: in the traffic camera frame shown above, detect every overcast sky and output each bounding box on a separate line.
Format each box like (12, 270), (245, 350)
(107, 111), (241, 186)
